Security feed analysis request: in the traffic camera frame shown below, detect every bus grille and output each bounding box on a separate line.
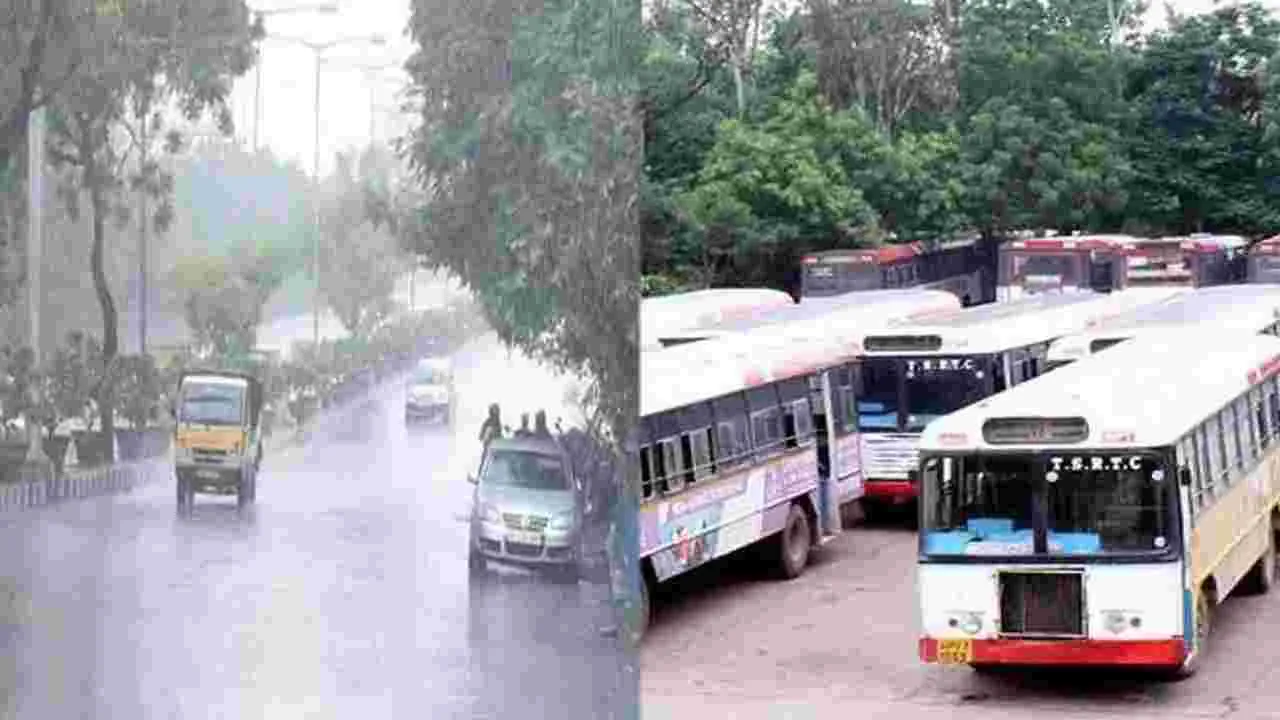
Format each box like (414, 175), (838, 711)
(999, 571), (1084, 637)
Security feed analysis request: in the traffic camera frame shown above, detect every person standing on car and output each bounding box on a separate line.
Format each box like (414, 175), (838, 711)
(479, 404), (503, 444)
(534, 410), (551, 437)
(515, 413), (532, 437)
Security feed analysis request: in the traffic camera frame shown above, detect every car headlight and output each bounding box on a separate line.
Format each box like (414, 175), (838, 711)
(945, 611), (985, 635)
(549, 512), (574, 531)
(481, 503), (501, 524)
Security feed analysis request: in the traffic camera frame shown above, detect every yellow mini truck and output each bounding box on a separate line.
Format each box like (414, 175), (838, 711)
(172, 370), (264, 513)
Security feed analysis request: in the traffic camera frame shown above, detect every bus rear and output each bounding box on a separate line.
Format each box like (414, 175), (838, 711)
(997, 235), (1130, 301)
(1124, 235), (1242, 289)
(1248, 234), (1280, 284)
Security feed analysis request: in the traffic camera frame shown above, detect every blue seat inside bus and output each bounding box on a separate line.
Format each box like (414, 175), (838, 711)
(857, 401), (898, 429)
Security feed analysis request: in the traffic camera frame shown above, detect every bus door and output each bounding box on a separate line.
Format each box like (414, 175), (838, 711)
(808, 374), (831, 481)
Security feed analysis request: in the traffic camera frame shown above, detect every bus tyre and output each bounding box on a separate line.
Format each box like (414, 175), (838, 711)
(1240, 531), (1276, 596)
(777, 504), (812, 580)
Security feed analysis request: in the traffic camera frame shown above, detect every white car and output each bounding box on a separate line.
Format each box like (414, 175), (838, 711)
(405, 356), (453, 425)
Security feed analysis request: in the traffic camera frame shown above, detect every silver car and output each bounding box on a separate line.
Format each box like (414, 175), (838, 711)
(468, 436), (584, 581)
(405, 357), (453, 425)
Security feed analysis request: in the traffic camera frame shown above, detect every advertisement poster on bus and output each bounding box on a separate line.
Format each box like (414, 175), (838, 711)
(640, 447), (819, 582)
(833, 432), (864, 502)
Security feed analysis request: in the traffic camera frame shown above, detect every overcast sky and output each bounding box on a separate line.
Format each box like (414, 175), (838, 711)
(231, 0), (1279, 179)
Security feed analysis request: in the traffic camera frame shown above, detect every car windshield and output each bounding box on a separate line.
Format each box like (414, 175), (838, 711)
(178, 383), (244, 426)
(921, 453), (1172, 557)
(481, 449), (568, 491)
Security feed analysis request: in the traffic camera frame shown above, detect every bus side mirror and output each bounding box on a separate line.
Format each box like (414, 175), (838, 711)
(1178, 466), (1192, 488)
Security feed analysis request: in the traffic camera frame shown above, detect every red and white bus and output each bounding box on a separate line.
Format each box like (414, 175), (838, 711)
(1123, 234), (1246, 289)
(997, 234), (1134, 301)
(1247, 234), (1280, 285)
(800, 237), (989, 307)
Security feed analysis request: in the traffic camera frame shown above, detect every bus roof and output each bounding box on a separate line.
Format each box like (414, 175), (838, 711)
(181, 373), (249, 388)
(921, 331), (1280, 451)
(1046, 285), (1280, 363)
(802, 237), (980, 264)
(642, 324), (859, 417)
(1252, 234), (1280, 255)
(657, 289), (959, 345)
(861, 287), (1184, 356)
(641, 288), (794, 350)
(1136, 234), (1249, 252)
(1004, 234), (1139, 252)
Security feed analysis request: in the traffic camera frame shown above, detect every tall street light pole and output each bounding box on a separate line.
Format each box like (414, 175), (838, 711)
(269, 32), (386, 347)
(250, 3), (340, 154)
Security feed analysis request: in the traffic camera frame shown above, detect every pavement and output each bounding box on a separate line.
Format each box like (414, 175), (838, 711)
(640, 511), (1280, 719)
(0, 333), (637, 720)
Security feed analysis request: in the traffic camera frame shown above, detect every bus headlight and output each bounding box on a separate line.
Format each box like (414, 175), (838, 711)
(1101, 610), (1142, 634)
(946, 611), (984, 635)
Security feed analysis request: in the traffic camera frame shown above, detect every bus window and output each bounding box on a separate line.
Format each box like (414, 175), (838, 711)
(687, 427), (715, 480)
(639, 445), (656, 500)
(1208, 414), (1227, 489)
(902, 356), (989, 432)
(922, 454), (1036, 540)
(713, 393), (751, 470)
(858, 359), (902, 431)
(659, 436), (685, 493)
(1269, 379), (1280, 437)
(1251, 388), (1267, 451)
(1046, 454), (1169, 554)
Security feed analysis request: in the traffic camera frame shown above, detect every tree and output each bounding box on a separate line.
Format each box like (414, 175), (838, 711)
(806, 0), (955, 135)
(320, 150), (404, 336)
(1126, 2), (1280, 234)
(678, 71), (883, 290)
(399, 0), (642, 445)
(953, 0), (1137, 237)
(42, 2), (259, 461)
(173, 255), (264, 359)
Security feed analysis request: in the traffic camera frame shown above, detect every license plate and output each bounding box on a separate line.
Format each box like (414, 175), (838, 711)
(936, 638), (973, 664)
(507, 530), (543, 546)
(196, 469), (219, 479)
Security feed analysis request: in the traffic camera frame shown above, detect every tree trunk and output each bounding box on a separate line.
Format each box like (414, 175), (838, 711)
(88, 162), (118, 464)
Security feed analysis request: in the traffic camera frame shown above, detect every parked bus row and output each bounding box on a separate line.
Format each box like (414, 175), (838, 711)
(636, 285), (1188, 632)
(797, 231), (1269, 307)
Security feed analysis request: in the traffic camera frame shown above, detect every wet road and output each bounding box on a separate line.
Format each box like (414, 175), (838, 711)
(0, 336), (637, 719)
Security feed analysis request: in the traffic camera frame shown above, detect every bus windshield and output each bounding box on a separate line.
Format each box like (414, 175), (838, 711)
(803, 262), (880, 296)
(921, 453), (1173, 558)
(1006, 252), (1080, 292)
(178, 382), (245, 426)
(858, 356), (992, 432)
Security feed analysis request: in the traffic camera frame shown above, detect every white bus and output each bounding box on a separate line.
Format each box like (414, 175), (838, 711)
(655, 289), (959, 348)
(1046, 285), (1280, 369)
(640, 288), (794, 351)
(855, 288), (1185, 510)
(916, 332), (1280, 677)
(638, 320), (873, 630)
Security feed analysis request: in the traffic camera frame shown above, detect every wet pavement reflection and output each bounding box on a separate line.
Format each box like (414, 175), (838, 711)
(0, 340), (637, 719)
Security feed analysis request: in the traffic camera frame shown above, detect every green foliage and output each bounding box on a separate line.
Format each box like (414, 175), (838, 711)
(644, 0), (1280, 287)
(678, 71), (881, 287)
(112, 353), (161, 429)
(400, 0), (642, 444)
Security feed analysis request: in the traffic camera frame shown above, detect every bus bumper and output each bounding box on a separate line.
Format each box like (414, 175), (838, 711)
(863, 480), (918, 504)
(918, 637), (1186, 667)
